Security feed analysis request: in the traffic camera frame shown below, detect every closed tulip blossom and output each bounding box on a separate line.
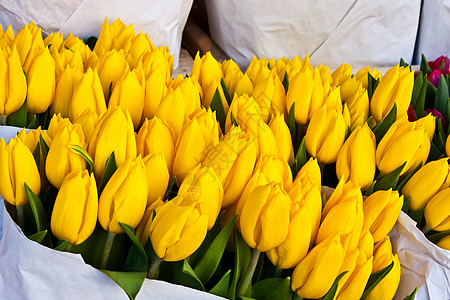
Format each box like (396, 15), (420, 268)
(268, 113), (294, 165)
(46, 113), (72, 140)
(142, 153), (169, 206)
(97, 49), (129, 98)
(50, 66), (83, 118)
(425, 188), (450, 232)
(190, 51), (223, 97)
(336, 250), (373, 299)
(51, 170), (98, 245)
(156, 87), (186, 139)
(73, 110), (99, 144)
(94, 17), (134, 56)
(251, 70), (286, 123)
(135, 198), (164, 246)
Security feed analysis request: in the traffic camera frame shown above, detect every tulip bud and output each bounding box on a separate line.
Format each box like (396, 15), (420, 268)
(136, 117), (175, 172)
(173, 109), (220, 183)
(24, 46), (55, 114)
(294, 157), (321, 188)
(224, 69), (253, 98)
(73, 110), (99, 144)
(340, 76), (359, 101)
(177, 165), (223, 229)
(0, 24), (14, 48)
(156, 87), (186, 139)
(60, 33), (92, 63)
(343, 83), (369, 130)
(331, 63), (352, 87)
(225, 94), (262, 133)
(150, 194), (209, 261)
(203, 126), (258, 207)
(50, 66), (83, 118)
(45, 124), (87, 189)
(425, 188), (450, 231)
(191, 51), (223, 96)
(416, 113), (436, 141)
(94, 17), (134, 56)
(142, 153), (169, 206)
(50, 46), (84, 78)
(402, 157), (449, 211)
(97, 49), (129, 98)
(363, 189), (403, 242)
(305, 105), (346, 164)
(376, 116), (431, 176)
(336, 251), (373, 300)
(88, 106), (137, 180)
(171, 76), (202, 118)
(203, 79), (230, 117)
(70, 67), (107, 120)
(98, 156), (148, 233)
(51, 170), (97, 245)
(354, 66), (381, 89)
(14, 21), (44, 65)
(0, 45), (27, 115)
(286, 67), (323, 124)
(291, 234), (345, 299)
(44, 32), (63, 50)
(135, 197), (164, 246)
(336, 124), (376, 190)
(47, 113), (72, 140)
(437, 235), (450, 250)
(0, 137), (41, 206)
(370, 65), (414, 123)
(108, 66), (145, 129)
(268, 113), (294, 164)
(127, 32), (155, 66)
(358, 229), (374, 260)
(240, 182), (291, 252)
(252, 70), (286, 123)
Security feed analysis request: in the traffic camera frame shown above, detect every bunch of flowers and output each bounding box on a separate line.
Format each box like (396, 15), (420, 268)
(1, 18), (447, 300)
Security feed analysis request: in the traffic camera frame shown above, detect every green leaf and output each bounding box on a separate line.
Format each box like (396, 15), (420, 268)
(436, 117), (447, 152)
(28, 230), (48, 244)
(100, 270), (146, 300)
(68, 145), (94, 172)
(210, 87), (226, 134)
(163, 177), (177, 200)
(367, 73), (380, 101)
(39, 134), (49, 164)
(428, 142), (443, 162)
(364, 180), (376, 196)
(209, 270), (231, 298)
(107, 81), (113, 102)
(290, 136), (307, 179)
(54, 239), (69, 251)
(171, 260), (205, 291)
(373, 162), (406, 192)
(7, 99), (27, 127)
(228, 231), (252, 300)
(231, 111), (238, 127)
(420, 54), (432, 75)
(24, 182), (49, 232)
(426, 80), (438, 109)
(64, 44), (74, 53)
(32, 141), (40, 168)
(445, 98), (450, 130)
(27, 115), (39, 129)
(361, 261), (394, 299)
(287, 103), (296, 150)
(221, 78), (232, 106)
(399, 58), (409, 69)
(413, 74), (427, 119)
(99, 152), (117, 195)
(435, 75), (449, 114)
(282, 71), (289, 94)
(120, 222), (148, 272)
(402, 196), (411, 214)
(194, 215), (236, 284)
(411, 71), (423, 107)
(321, 271), (348, 300)
(409, 208), (425, 226)
(251, 277), (292, 300)
(371, 103), (397, 144)
(403, 287), (418, 300)
(397, 162), (423, 192)
(427, 230), (450, 244)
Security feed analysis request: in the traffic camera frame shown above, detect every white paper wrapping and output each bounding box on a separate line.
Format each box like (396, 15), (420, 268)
(389, 211), (450, 299)
(413, 0), (450, 64)
(0, 0), (193, 69)
(205, 0), (421, 69)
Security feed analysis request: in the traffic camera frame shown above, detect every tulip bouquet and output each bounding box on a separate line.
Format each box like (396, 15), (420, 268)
(0, 17), (447, 300)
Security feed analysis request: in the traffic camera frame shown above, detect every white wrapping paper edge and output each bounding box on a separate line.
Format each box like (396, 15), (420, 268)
(206, 0), (421, 69)
(0, 0), (193, 69)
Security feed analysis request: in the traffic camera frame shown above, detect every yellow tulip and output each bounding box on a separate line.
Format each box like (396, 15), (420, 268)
(286, 67), (323, 124)
(0, 24), (14, 48)
(135, 198), (164, 246)
(416, 113), (436, 141)
(344, 83), (369, 130)
(355, 66), (381, 89)
(50, 46), (84, 78)
(136, 117), (175, 172)
(98, 156), (147, 233)
(47, 113), (72, 140)
(425, 188), (450, 231)
(13, 21), (44, 65)
(60, 33), (92, 63)
(305, 105), (346, 164)
(203, 126), (258, 207)
(376, 116), (431, 176)
(127, 32), (155, 66)
(363, 189), (403, 242)
(291, 234), (345, 299)
(177, 165), (224, 229)
(437, 235), (450, 250)
(190, 51), (223, 96)
(336, 124), (376, 190)
(150, 194), (208, 261)
(0, 137), (41, 206)
(171, 76), (202, 118)
(294, 157), (321, 188)
(50, 66), (83, 118)
(240, 182), (291, 252)
(97, 49), (129, 98)
(108, 66), (145, 129)
(0, 45), (27, 115)
(173, 109), (219, 183)
(156, 87), (186, 139)
(222, 59), (240, 75)
(24, 46), (55, 114)
(44, 32), (63, 50)
(372, 236), (393, 271)
(225, 94), (262, 133)
(88, 106), (137, 180)
(331, 63), (352, 87)
(142, 153), (169, 206)
(336, 250), (373, 300)
(73, 110), (99, 144)
(268, 113), (294, 165)
(51, 170), (97, 245)
(340, 76), (359, 101)
(366, 252), (401, 300)
(252, 70), (286, 123)
(45, 124), (87, 189)
(70, 67), (107, 120)
(94, 17), (134, 55)
(224, 69), (253, 98)
(203, 79), (229, 118)
(358, 229), (374, 260)
(370, 65), (414, 123)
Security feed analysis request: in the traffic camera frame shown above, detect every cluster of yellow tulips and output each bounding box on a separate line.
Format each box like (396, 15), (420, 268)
(0, 18), (447, 299)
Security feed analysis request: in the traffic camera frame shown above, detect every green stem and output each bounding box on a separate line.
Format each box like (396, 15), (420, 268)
(65, 244), (73, 252)
(16, 205), (25, 230)
(237, 248), (260, 296)
(147, 257), (162, 279)
(99, 232), (116, 269)
(0, 115), (7, 125)
(421, 224), (432, 235)
(274, 266), (283, 278)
